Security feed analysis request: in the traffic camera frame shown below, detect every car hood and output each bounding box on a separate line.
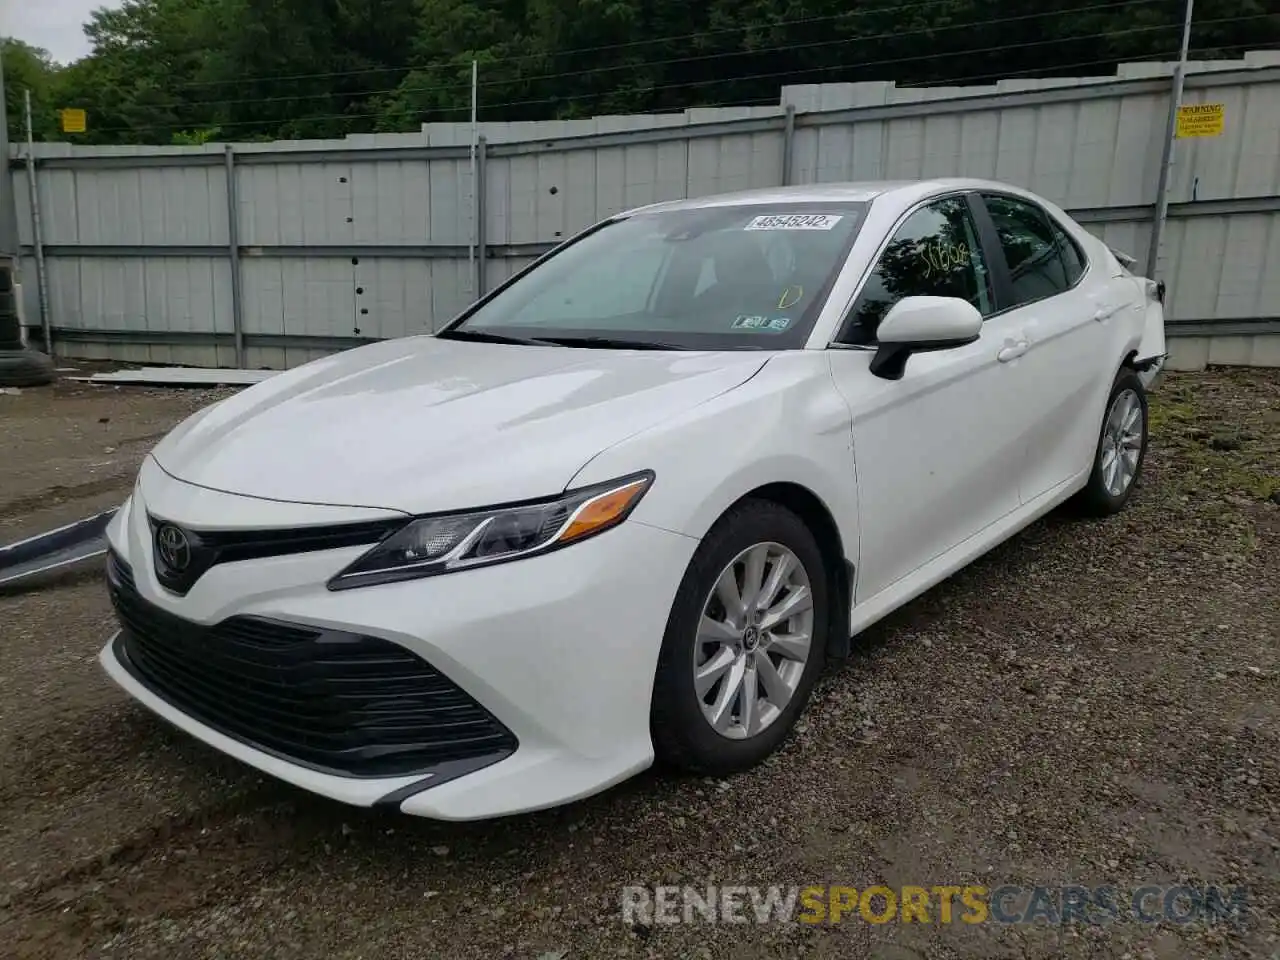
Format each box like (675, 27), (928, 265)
(150, 336), (769, 515)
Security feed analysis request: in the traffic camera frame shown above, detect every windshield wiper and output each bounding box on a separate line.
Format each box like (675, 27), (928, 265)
(532, 335), (685, 351)
(436, 328), (557, 346)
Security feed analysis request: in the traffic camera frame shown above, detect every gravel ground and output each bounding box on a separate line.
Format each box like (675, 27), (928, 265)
(0, 367), (1277, 960)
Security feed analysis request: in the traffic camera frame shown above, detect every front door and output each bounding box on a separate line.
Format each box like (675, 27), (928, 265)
(827, 194), (1027, 604)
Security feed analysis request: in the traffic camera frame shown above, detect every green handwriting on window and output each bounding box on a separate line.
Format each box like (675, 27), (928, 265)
(922, 242), (971, 279)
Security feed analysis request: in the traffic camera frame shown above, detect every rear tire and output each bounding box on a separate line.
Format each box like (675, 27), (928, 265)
(651, 499), (828, 775)
(1073, 367), (1148, 517)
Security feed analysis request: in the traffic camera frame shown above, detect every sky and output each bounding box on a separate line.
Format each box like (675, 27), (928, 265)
(5, 0), (120, 64)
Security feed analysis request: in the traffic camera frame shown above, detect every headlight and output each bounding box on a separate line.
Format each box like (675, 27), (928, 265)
(327, 471), (654, 590)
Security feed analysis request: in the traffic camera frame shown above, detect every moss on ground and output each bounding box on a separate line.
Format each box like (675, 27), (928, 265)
(1149, 367), (1280, 503)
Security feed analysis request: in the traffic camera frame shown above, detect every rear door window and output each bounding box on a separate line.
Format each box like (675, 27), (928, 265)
(981, 194), (1081, 307)
(1052, 220), (1088, 286)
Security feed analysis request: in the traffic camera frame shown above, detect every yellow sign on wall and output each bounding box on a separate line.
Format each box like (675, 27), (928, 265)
(1176, 102), (1224, 138)
(59, 108), (87, 133)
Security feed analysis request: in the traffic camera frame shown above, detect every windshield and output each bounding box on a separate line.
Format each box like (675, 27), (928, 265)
(448, 202), (870, 349)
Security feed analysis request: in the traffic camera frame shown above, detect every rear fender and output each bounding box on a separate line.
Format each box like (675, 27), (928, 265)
(1132, 277), (1167, 388)
(1091, 240), (1163, 385)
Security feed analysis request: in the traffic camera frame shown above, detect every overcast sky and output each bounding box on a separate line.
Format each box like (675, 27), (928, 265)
(7, 0), (120, 64)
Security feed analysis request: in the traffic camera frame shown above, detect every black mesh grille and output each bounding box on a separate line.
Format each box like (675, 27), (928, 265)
(186, 517), (403, 559)
(107, 551), (516, 777)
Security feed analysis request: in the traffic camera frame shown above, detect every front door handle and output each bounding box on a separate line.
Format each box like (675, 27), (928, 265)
(997, 340), (1028, 362)
(1093, 303), (1123, 321)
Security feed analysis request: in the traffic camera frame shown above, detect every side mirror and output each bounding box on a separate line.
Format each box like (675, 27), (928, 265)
(869, 296), (983, 380)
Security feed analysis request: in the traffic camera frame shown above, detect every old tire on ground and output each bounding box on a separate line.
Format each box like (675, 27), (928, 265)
(1072, 367), (1149, 517)
(651, 498), (828, 775)
(0, 349), (57, 388)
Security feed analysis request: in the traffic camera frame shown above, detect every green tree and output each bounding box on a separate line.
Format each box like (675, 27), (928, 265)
(2, 38), (59, 141)
(14, 0), (1280, 144)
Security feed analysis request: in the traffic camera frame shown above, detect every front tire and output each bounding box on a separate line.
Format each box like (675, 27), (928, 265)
(1074, 367), (1149, 516)
(650, 499), (828, 775)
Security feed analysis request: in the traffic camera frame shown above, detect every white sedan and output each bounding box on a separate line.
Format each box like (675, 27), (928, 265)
(100, 179), (1166, 820)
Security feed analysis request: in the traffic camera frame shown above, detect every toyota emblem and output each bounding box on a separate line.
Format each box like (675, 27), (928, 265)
(155, 523), (192, 573)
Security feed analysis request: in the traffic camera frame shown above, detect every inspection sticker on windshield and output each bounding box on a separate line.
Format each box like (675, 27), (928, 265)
(732, 315), (791, 331)
(744, 214), (843, 231)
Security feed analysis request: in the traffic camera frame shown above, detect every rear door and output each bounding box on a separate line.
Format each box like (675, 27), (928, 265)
(975, 193), (1115, 504)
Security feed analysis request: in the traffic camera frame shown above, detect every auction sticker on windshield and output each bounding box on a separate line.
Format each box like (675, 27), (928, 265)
(744, 214), (843, 231)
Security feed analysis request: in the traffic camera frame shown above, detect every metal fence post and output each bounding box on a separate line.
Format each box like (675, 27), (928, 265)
(1145, 0), (1195, 279)
(475, 135), (488, 298)
(0, 49), (21, 264)
(781, 104), (796, 186)
(24, 92), (52, 359)
(224, 144), (246, 368)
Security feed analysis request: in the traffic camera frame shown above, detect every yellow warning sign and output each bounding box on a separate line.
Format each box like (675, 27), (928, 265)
(59, 108), (87, 133)
(1176, 102), (1224, 139)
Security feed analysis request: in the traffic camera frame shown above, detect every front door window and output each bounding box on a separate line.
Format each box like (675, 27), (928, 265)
(840, 196), (994, 346)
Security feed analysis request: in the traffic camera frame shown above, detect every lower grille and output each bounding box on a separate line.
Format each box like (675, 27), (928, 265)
(106, 551), (516, 778)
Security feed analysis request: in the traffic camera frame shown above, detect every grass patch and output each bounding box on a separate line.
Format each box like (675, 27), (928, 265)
(1148, 372), (1280, 501)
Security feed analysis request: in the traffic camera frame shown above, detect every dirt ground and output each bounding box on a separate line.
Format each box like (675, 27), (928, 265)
(0, 367), (1277, 960)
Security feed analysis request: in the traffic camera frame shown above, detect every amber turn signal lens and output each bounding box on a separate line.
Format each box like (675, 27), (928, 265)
(557, 477), (652, 544)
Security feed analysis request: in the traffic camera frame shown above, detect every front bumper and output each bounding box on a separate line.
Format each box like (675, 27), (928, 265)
(100, 459), (698, 819)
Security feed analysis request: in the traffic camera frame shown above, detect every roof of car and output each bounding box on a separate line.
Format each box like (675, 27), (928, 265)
(619, 178), (1035, 216)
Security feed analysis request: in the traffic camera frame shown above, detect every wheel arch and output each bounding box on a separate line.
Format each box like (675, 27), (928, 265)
(564, 362), (859, 660)
(725, 481), (854, 661)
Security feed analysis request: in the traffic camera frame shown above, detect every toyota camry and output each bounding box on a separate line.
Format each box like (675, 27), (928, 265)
(100, 179), (1166, 819)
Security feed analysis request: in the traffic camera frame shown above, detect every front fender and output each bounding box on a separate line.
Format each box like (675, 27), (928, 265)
(567, 353), (859, 556)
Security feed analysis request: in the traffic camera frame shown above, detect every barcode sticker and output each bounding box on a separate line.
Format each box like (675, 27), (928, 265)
(744, 214), (843, 231)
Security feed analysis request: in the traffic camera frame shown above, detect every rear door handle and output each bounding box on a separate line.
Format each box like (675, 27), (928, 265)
(997, 340), (1028, 362)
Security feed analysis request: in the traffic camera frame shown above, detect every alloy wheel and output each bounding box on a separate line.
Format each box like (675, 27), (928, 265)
(693, 541), (814, 740)
(1099, 387), (1144, 497)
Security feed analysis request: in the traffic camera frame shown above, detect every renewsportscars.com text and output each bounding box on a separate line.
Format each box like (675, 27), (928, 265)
(620, 884), (1249, 927)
